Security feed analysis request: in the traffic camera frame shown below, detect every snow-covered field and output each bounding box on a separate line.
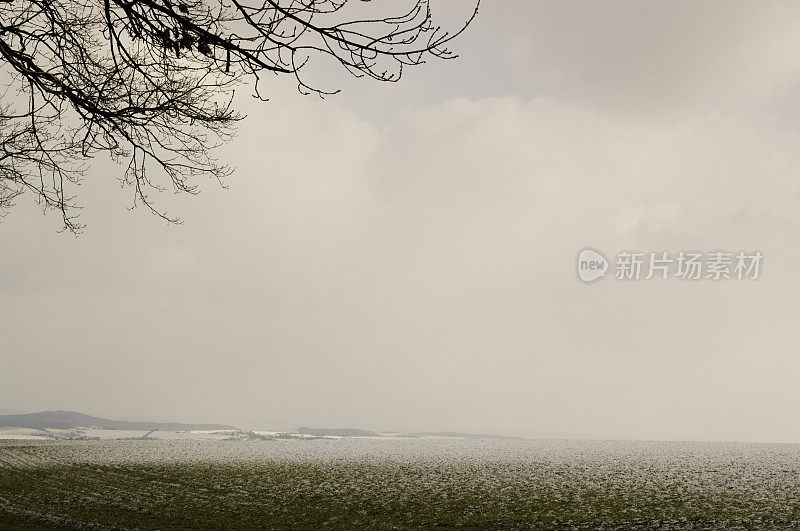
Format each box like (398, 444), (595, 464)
(1, 438), (799, 528)
(0, 426), (241, 441)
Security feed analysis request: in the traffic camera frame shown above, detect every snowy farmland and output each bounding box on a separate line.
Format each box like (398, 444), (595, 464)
(1, 438), (800, 528)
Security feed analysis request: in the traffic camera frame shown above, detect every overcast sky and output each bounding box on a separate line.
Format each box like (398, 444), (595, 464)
(2, 1), (800, 442)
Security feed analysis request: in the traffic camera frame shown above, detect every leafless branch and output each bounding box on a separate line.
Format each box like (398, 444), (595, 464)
(0, 0), (478, 232)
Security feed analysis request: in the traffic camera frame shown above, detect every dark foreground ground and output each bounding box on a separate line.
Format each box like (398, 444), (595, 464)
(1, 438), (799, 529)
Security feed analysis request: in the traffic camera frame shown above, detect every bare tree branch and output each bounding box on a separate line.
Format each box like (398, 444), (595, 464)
(0, 0), (479, 232)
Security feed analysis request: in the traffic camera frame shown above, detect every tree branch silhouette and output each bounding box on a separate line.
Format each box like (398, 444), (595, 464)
(0, 0), (478, 232)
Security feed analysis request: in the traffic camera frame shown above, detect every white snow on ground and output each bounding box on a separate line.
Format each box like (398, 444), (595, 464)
(0, 427), (501, 441)
(81, 429), (240, 440)
(0, 428), (51, 440)
(151, 431), (237, 440)
(79, 429), (144, 439)
(0, 427), (239, 440)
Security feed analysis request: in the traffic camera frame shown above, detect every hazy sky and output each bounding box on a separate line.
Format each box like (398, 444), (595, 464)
(3, 1), (800, 442)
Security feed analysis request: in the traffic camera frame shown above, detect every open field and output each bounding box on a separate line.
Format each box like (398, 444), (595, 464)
(1, 438), (800, 529)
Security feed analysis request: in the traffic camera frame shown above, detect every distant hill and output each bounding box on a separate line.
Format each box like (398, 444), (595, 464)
(0, 411), (237, 431)
(298, 427), (380, 437)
